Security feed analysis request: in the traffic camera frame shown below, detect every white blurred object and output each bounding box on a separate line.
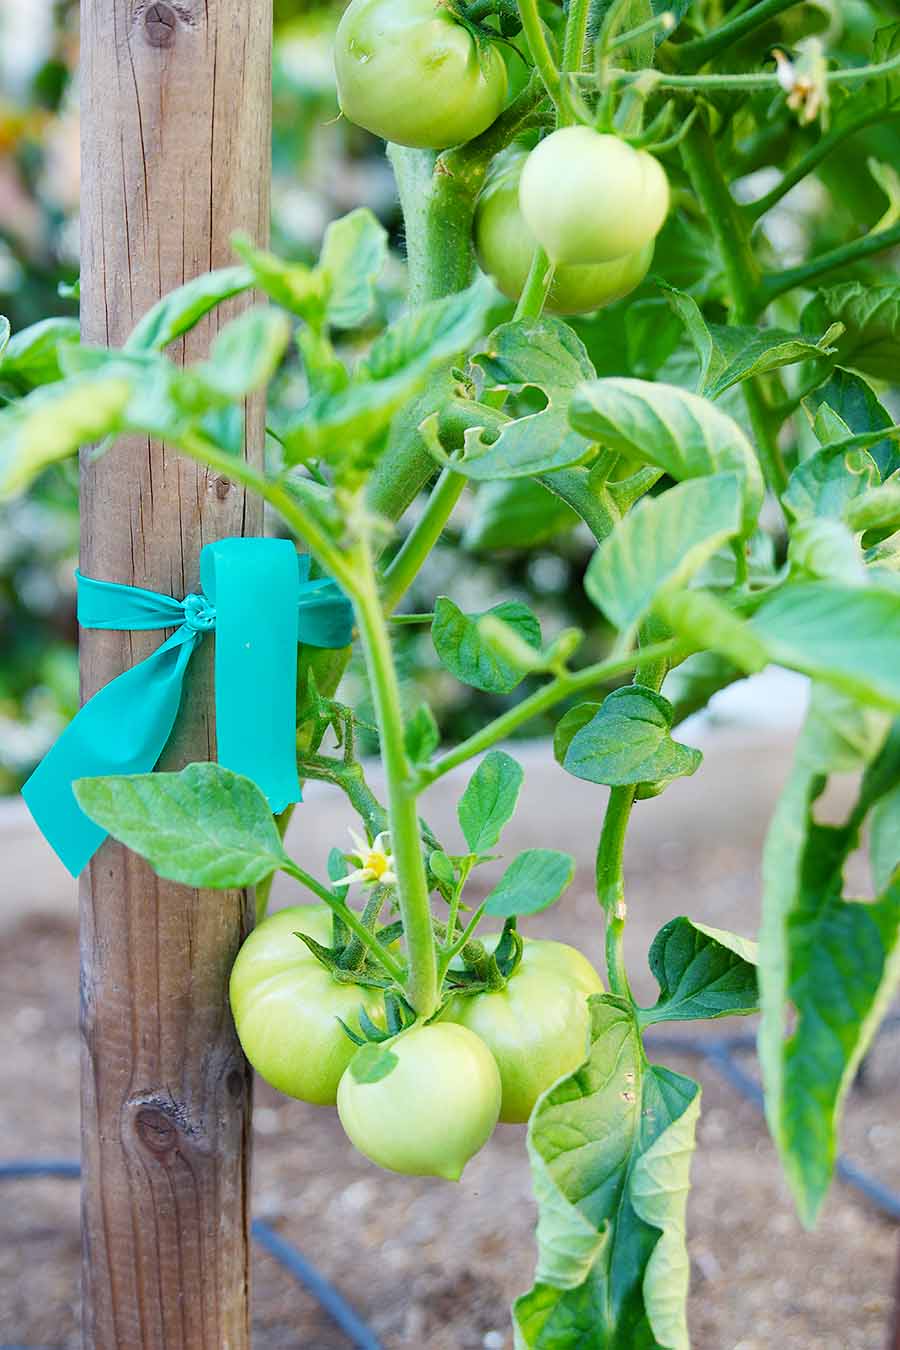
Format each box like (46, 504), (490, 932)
(682, 667), (810, 741)
(0, 0), (54, 96)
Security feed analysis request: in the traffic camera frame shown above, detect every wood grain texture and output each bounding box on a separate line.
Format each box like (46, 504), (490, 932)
(79, 2), (272, 1345)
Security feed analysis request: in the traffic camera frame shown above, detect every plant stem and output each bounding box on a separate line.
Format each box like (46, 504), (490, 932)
(680, 123), (790, 494)
(603, 48), (900, 93)
(351, 536), (439, 1016)
(598, 786), (637, 998)
(417, 637), (681, 786)
(514, 247), (555, 320)
(671, 0), (800, 71)
(381, 467), (467, 612)
(761, 221), (900, 302)
(561, 0), (591, 75)
(517, 0), (561, 105)
(744, 111), (882, 221)
(281, 861), (406, 982)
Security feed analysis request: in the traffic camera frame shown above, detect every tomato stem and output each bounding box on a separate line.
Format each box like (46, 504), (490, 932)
(516, 0), (561, 108)
(281, 861), (406, 982)
(513, 246), (555, 321)
(381, 466), (467, 613)
(669, 0), (799, 72)
(351, 533), (440, 1017)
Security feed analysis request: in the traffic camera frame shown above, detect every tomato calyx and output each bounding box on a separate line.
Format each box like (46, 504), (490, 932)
(445, 917), (525, 996)
(337, 990), (418, 1048)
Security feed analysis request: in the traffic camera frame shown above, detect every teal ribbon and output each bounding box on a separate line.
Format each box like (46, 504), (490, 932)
(22, 537), (354, 877)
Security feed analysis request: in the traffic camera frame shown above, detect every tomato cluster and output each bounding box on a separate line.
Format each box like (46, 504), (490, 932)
(230, 906), (602, 1179)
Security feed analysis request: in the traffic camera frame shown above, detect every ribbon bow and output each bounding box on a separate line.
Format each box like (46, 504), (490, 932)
(22, 537), (354, 877)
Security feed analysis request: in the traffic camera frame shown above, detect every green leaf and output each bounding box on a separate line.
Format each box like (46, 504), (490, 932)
(363, 279), (494, 381)
(624, 298), (683, 379)
(805, 368), (899, 479)
(871, 781), (900, 893)
(802, 283), (900, 383)
(569, 377), (764, 533)
(845, 482), (900, 533)
(751, 582), (900, 711)
(429, 849), (457, 886)
(73, 763), (289, 888)
(788, 518), (867, 585)
(0, 373), (132, 499)
(281, 365), (430, 466)
(702, 323), (840, 401)
(484, 849), (575, 918)
(125, 265), (254, 352)
(759, 713), (900, 1225)
(0, 316), (80, 390)
(464, 478), (579, 551)
(639, 917), (758, 1026)
(404, 703), (440, 765)
(195, 307), (291, 399)
(430, 318), (595, 480)
(349, 1042), (399, 1084)
(514, 997), (699, 1350)
(457, 750), (524, 853)
(659, 282), (716, 389)
(318, 208), (388, 329)
(232, 234), (323, 318)
(432, 596), (541, 694)
(655, 589), (768, 674)
(585, 472), (743, 635)
(782, 444), (879, 522)
(557, 685), (702, 789)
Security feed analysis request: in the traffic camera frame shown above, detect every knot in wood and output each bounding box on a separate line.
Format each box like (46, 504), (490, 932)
(145, 2), (177, 47)
(135, 1106), (179, 1156)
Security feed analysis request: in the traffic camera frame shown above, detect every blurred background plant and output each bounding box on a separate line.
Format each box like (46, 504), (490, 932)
(1, 0), (898, 789)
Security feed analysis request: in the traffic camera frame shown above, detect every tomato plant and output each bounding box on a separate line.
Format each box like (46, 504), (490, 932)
(8, 0), (900, 1342)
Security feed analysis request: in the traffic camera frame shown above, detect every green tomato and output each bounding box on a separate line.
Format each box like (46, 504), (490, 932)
(442, 936), (604, 1123)
(475, 149), (654, 315)
(337, 1023), (501, 1179)
(229, 904), (384, 1106)
(519, 127), (670, 265)
(334, 0), (508, 150)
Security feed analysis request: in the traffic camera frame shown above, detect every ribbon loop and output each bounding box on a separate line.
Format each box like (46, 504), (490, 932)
(22, 537), (354, 877)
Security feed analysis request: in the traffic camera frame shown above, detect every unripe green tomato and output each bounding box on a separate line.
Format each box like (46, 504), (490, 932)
(334, 0), (508, 150)
(442, 936), (603, 1123)
(229, 905), (384, 1106)
(519, 127), (670, 264)
(337, 1023), (502, 1179)
(474, 150), (654, 314)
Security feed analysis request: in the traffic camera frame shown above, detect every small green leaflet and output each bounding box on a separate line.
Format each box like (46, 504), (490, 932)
(555, 686), (702, 790)
(782, 444), (879, 522)
(802, 282), (900, 383)
(759, 713), (900, 1225)
(484, 849), (574, 918)
(362, 278), (494, 380)
(569, 376), (764, 533)
(349, 1042), (399, 1085)
(404, 703), (440, 765)
(751, 582), (900, 711)
(788, 518), (867, 586)
(639, 917), (759, 1027)
(428, 318), (595, 480)
(194, 307), (292, 400)
(432, 596), (541, 694)
(0, 374), (132, 500)
(0, 315), (81, 390)
(74, 763), (289, 888)
(125, 265), (254, 352)
(585, 472), (743, 635)
(655, 589), (768, 675)
(514, 997), (699, 1350)
(457, 750), (524, 853)
(806, 367), (899, 479)
(318, 208), (389, 329)
(871, 782), (900, 892)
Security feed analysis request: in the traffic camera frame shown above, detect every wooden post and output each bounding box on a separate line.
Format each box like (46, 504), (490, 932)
(79, 2), (271, 1345)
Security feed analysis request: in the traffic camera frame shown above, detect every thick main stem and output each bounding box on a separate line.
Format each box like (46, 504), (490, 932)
(352, 538), (439, 1017)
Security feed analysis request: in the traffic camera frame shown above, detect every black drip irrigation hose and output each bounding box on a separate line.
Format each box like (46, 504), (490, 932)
(4, 1021), (900, 1349)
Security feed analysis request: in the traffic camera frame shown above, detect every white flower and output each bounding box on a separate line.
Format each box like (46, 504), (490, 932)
(332, 828), (397, 889)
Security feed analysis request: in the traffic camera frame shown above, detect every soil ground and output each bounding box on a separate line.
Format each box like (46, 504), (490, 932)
(2, 732), (898, 1349)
